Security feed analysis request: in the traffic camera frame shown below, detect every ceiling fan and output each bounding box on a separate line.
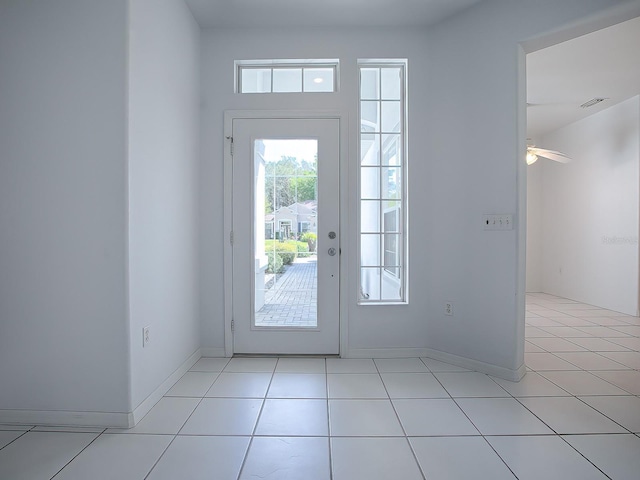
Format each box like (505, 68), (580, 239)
(526, 145), (572, 165)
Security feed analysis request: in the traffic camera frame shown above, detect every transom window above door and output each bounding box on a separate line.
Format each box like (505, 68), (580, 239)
(236, 59), (339, 94)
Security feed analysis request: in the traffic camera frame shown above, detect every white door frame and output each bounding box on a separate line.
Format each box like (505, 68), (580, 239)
(223, 110), (350, 357)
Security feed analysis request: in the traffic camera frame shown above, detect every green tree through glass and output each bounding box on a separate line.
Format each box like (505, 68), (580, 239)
(265, 155), (317, 213)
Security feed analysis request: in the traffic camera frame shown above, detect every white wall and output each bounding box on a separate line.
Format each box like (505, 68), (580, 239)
(539, 96), (639, 315)
(0, 0), (130, 420)
(0, 0), (201, 426)
(199, 27), (434, 357)
(128, 0), (201, 409)
(421, 0), (638, 376)
(199, 1), (639, 378)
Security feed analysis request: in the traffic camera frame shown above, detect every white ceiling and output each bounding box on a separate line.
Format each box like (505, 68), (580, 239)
(185, 0), (485, 28)
(527, 16), (640, 139)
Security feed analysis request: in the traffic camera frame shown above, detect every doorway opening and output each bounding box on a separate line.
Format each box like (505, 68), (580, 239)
(525, 17), (640, 318)
(522, 18), (640, 370)
(226, 115), (341, 355)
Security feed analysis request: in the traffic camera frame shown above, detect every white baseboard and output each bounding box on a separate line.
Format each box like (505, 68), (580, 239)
(423, 348), (526, 381)
(344, 347), (526, 382)
(0, 349), (203, 429)
(200, 347), (227, 357)
(345, 348), (430, 359)
(0, 409), (132, 428)
(131, 348), (202, 426)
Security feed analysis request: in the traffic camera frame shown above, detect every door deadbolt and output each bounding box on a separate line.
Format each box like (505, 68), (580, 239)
(328, 231), (336, 239)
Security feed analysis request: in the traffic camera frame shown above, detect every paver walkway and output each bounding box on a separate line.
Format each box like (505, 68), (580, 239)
(256, 257), (317, 327)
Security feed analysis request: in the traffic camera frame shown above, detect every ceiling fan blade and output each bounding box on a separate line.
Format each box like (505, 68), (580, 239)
(528, 147), (572, 163)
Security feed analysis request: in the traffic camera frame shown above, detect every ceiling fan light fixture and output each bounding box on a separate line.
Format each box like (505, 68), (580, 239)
(527, 145), (572, 164)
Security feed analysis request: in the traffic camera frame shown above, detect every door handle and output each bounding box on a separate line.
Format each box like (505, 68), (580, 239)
(328, 247), (337, 256)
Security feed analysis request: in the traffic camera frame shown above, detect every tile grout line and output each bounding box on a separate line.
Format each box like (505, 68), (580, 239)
(0, 429), (29, 453)
(325, 357), (334, 480)
(556, 434), (614, 480)
(524, 296), (631, 480)
(376, 359), (427, 480)
(142, 361), (231, 479)
(520, 300), (635, 479)
(48, 428), (106, 479)
(234, 357), (278, 480)
(428, 363), (521, 479)
(143, 433), (179, 480)
(528, 311), (639, 394)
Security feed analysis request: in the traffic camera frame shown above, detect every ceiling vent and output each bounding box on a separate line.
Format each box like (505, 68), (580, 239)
(580, 98), (607, 108)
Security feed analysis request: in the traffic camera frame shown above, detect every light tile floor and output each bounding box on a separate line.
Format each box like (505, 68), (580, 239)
(1, 294), (639, 479)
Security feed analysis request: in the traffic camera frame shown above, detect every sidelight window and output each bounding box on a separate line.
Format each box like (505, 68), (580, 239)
(358, 60), (407, 303)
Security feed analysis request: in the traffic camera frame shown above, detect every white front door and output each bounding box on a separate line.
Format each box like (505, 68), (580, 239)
(231, 117), (340, 354)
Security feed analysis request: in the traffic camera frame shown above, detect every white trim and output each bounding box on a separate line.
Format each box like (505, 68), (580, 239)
(513, 2), (640, 383)
(225, 110), (346, 121)
(357, 58), (408, 66)
(200, 347), (228, 357)
(236, 59), (340, 67)
(515, 44), (528, 379)
(338, 111), (350, 359)
(422, 348), (527, 382)
(130, 348), (201, 426)
(223, 110), (349, 357)
(224, 119), (234, 357)
(0, 410), (133, 429)
(346, 348), (430, 359)
(346, 347), (526, 381)
(0, 350), (202, 428)
(124, 0), (133, 431)
(357, 61), (408, 304)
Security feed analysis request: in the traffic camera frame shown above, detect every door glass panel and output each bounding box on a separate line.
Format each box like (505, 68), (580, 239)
(254, 139), (318, 327)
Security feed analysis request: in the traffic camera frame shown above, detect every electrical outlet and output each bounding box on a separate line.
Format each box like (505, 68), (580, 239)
(143, 326), (150, 347)
(445, 302), (453, 316)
